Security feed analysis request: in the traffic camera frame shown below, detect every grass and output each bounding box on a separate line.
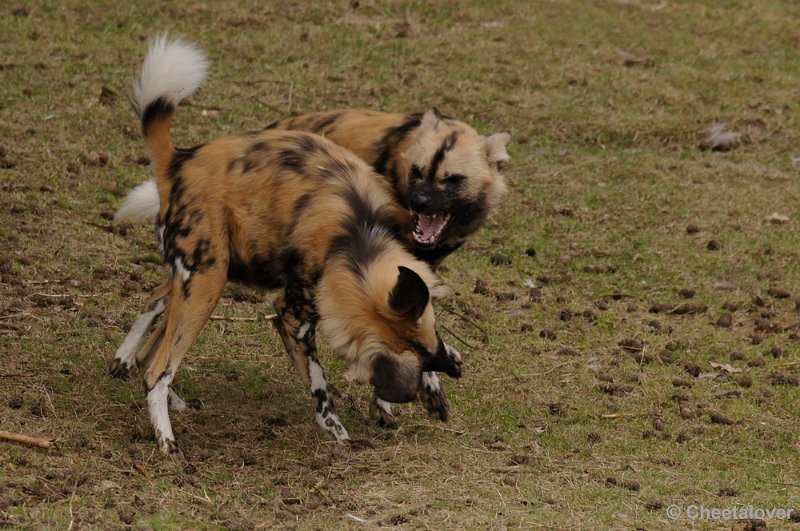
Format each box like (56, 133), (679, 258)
(2, 0), (800, 528)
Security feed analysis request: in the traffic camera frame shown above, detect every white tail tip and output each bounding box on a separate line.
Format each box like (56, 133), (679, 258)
(114, 179), (160, 223)
(134, 34), (209, 113)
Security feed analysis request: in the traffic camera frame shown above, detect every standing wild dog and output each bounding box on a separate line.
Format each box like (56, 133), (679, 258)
(116, 36), (462, 455)
(118, 110), (511, 268)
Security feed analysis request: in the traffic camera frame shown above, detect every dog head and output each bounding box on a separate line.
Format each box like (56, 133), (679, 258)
(399, 108), (511, 250)
(368, 265), (462, 402)
(318, 259), (462, 404)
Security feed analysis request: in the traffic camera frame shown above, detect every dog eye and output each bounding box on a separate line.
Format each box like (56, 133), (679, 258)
(409, 165), (423, 181)
(443, 173), (466, 186)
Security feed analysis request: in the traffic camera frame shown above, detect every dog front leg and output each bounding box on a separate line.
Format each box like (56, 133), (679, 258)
(418, 371), (450, 422)
(273, 295), (352, 443)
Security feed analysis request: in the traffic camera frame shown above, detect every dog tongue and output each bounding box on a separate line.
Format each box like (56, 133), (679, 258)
(417, 214), (446, 241)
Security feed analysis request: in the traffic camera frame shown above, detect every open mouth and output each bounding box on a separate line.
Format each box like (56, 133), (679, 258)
(412, 212), (451, 246)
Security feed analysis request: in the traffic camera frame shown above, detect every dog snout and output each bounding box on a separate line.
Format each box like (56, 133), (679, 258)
(410, 193), (432, 212)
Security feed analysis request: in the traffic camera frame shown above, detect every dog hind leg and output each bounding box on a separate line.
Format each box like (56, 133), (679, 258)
(109, 282), (171, 379)
(142, 265), (226, 456)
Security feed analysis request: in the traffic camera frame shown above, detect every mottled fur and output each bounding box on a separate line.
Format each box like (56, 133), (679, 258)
(113, 36), (462, 455)
(119, 111), (510, 268)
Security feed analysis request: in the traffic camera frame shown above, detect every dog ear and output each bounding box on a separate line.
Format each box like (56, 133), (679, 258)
(389, 266), (430, 321)
(484, 131), (512, 171)
(418, 108), (443, 134)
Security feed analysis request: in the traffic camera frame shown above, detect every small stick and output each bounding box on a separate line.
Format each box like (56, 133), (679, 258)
(601, 413), (636, 419)
(209, 313), (276, 322)
(0, 430), (53, 449)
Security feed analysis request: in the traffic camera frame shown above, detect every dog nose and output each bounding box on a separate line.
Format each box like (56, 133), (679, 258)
(410, 194), (432, 212)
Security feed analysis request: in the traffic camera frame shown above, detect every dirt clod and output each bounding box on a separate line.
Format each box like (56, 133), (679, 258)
(747, 358), (764, 368)
(686, 223), (701, 234)
(645, 500), (664, 511)
(767, 371), (799, 386)
(8, 396), (24, 409)
(490, 253), (512, 266)
(706, 240), (722, 251)
(587, 432), (603, 443)
(683, 362), (701, 377)
(539, 328), (556, 340)
(678, 288), (695, 298)
(709, 412), (735, 425)
(474, 277), (491, 296)
(718, 487), (738, 497)
(767, 287), (791, 299)
(717, 313), (733, 328)
(618, 338), (644, 352)
(524, 247), (536, 257)
(600, 383), (633, 396)
(117, 507), (135, 525)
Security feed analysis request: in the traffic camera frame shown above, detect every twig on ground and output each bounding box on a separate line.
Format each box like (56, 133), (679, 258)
(438, 323), (477, 349)
(0, 430), (53, 449)
(209, 313), (277, 322)
(251, 96), (285, 115)
(601, 413), (637, 419)
(440, 307), (490, 344)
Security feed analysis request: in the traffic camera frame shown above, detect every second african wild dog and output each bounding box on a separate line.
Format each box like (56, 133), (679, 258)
(114, 36), (463, 455)
(117, 109), (511, 269)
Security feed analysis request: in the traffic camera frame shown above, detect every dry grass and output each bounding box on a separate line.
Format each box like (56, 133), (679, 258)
(2, 0), (800, 528)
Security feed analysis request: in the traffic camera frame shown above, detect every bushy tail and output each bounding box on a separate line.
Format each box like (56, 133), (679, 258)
(118, 35), (208, 222)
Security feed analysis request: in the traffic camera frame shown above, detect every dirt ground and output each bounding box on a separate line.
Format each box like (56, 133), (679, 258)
(1, 1), (799, 528)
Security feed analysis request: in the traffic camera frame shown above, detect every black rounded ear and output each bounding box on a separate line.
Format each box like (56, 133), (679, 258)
(389, 266), (430, 321)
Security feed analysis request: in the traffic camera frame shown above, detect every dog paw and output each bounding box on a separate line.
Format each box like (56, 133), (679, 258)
(108, 358), (131, 379)
(369, 401), (398, 429)
(347, 439), (375, 451)
(418, 386), (450, 422)
(159, 438), (185, 460)
(183, 398), (203, 411)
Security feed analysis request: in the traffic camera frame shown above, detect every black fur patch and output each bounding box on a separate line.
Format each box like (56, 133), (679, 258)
(169, 145), (203, 181)
(239, 141), (271, 173)
(388, 266), (429, 320)
(372, 113), (423, 176)
(278, 148), (307, 174)
(327, 185), (401, 278)
(309, 112), (342, 136)
(140, 97), (173, 137)
(426, 131), (459, 182)
(370, 355), (419, 403)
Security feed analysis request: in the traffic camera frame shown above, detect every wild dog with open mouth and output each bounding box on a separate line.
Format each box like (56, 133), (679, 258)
(115, 36), (462, 455)
(118, 110), (511, 269)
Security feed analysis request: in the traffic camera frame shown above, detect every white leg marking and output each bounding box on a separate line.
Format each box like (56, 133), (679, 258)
(375, 398), (393, 416)
(308, 359), (350, 441)
(173, 257), (191, 281)
(309, 358), (327, 392)
(297, 322), (311, 340)
(113, 299), (166, 368)
(168, 388), (201, 412)
(157, 224), (166, 253)
(443, 342), (462, 364)
(422, 371), (441, 392)
(147, 376), (176, 451)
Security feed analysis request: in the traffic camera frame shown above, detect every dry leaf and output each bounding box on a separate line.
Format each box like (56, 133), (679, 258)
(710, 362), (742, 373)
(766, 212), (789, 224)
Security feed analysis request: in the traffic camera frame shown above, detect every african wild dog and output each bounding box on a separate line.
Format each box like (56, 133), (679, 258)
(114, 36), (462, 455)
(118, 109), (511, 269)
